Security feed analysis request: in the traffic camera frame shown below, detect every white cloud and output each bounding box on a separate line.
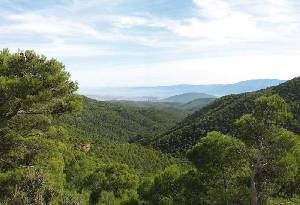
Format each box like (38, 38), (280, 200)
(0, 12), (184, 53)
(169, 14), (269, 40)
(2, 41), (132, 58)
(113, 16), (149, 28)
(105, 0), (299, 44)
(260, 0), (294, 22)
(1, 0), (300, 87)
(193, 0), (231, 18)
(72, 55), (300, 87)
(0, 13), (123, 41)
(173, 0), (298, 41)
(1, 0), (298, 51)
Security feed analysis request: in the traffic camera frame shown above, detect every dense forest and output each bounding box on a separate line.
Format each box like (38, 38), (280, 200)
(56, 97), (187, 144)
(110, 97), (215, 114)
(1, 49), (300, 205)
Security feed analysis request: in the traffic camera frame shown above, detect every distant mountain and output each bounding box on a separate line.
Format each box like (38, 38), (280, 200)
(80, 79), (285, 101)
(86, 95), (160, 102)
(161, 92), (216, 103)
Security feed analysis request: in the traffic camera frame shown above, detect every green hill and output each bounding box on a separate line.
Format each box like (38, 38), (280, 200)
(56, 97), (187, 143)
(151, 77), (300, 154)
(161, 92), (216, 103)
(180, 98), (216, 112)
(111, 97), (215, 113)
(110, 100), (184, 110)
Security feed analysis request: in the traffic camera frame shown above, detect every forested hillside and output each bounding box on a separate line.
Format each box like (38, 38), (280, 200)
(111, 97), (216, 113)
(179, 98), (216, 112)
(56, 97), (187, 143)
(152, 77), (300, 154)
(54, 96), (187, 174)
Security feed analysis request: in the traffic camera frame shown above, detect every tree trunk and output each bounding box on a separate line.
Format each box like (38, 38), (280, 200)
(222, 168), (228, 205)
(250, 170), (258, 205)
(250, 139), (264, 205)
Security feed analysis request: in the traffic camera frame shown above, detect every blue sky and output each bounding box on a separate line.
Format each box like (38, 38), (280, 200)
(1, 0), (300, 88)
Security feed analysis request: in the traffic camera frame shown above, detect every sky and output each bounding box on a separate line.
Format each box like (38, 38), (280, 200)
(1, 0), (300, 88)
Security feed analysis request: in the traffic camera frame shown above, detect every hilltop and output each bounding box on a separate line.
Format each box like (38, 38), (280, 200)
(179, 98), (216, 112)
(160, 92), (216, 103)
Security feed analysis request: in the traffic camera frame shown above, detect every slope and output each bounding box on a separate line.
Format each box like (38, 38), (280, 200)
(161, 92), (216, 103)
(56, 97), (187, 143)
(179, 98), (216, 112)
(152, 77), (300, 154)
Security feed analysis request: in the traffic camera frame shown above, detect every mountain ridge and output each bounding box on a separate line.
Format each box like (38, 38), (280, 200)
(150, 77), (299, 154)
(81, 79), (285, 101)
(161, 92), (216, 103)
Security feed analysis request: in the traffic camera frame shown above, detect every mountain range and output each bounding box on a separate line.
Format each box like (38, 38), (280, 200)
(81, 79), (285, 101)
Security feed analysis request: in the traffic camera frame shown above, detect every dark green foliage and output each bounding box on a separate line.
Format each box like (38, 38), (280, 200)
(234, 96), (300, 205)
(186, 132), (250, 205)
(90, 141), (185, 175)
(139, 160), (249, 205)
(139, 166), (184, 205)
(4, 169), (59, 205)
(0, 49), (84, 204)
(269, 129), (300, 198)
(187, 131), (248, 172)
(83, 163), (139, 205)
(63, 150), (98, 191)
(0, 49), (81, 128)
